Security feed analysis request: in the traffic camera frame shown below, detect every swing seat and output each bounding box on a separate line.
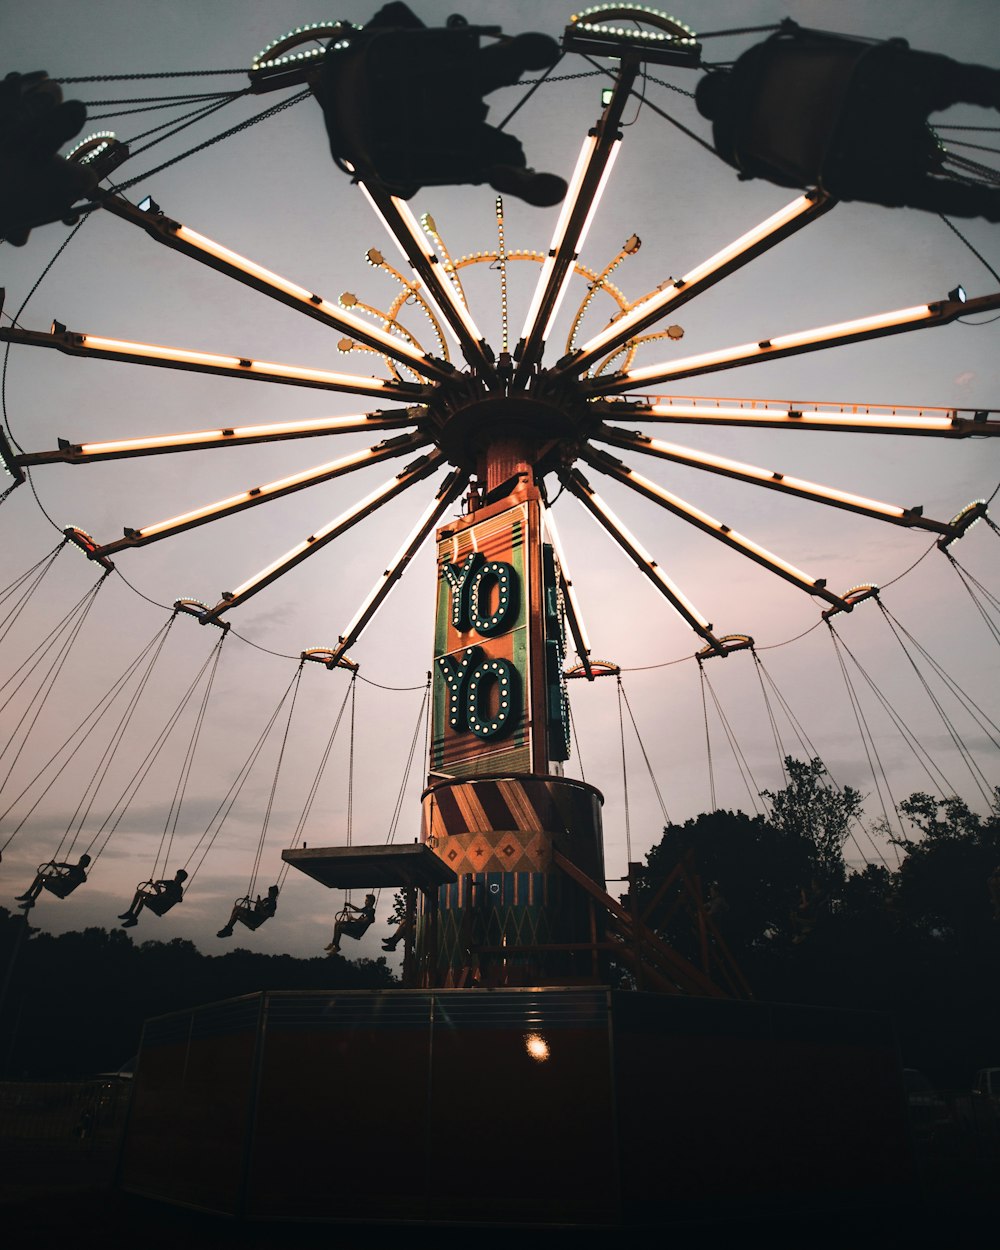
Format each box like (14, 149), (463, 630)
(42, 873), (84, 899)
(239, 907), (268, 931)
(142, 888), (181, 917)
(144, 894), (179, 917)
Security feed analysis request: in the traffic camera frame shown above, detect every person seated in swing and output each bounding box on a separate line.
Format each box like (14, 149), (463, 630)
(119, 867), (187, 928)
(311, 2), (568, 207)
(382, 910), (416, 952)
(217, 884), (279, 938)
(694, 20), (1000, 221)
(15, 852), (90, 909)
(325, 892), (376, 953)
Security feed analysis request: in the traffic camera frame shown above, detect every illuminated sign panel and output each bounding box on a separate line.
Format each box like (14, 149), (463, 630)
(432, 503), (532, 777)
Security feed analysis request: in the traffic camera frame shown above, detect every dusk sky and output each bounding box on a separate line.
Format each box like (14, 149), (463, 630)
(2, 1), (998, 961)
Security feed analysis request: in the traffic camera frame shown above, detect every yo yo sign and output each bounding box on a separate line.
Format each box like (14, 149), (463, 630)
(431, 502), (531, 776)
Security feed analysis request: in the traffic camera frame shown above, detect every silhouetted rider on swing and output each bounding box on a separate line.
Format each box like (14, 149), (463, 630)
(15, 852), (90, 909)
(325, 893), (376, 953)
(119, 867), (187, 928)
(0, 70), (96, 245)
(695, 20), (1000, 221)
(312, 2), (568, 206)
(217, 883), (279, 938)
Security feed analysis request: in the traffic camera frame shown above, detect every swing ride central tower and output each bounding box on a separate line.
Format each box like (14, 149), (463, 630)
(422, 441), (608, 986)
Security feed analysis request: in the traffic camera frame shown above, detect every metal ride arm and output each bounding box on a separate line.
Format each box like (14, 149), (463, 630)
(15, 409), (424, 466)
(594, 425), (957, 535)
(199, 449), (444, 621)
(580, 446), (849, 610)
(560, 465), (725, 654)
(325, 468), (467, 668)
(556, 193), (834, 377)
(97, 194), (455, 384)
(354, 180), (496, 381)
(0, 323), (430, 402)
(90, 431), (430, 557)
(587, 397), (1000, 437)
(582, 291), (1000, 394)
(543, 502), (594, 680)
(513, 59), (638, 385)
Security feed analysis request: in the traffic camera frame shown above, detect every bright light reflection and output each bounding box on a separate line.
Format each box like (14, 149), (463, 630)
(524, 1032), (550, 1062)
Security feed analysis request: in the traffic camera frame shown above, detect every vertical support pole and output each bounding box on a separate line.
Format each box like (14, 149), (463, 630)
(628, 862), (644, 991)
(401, 886), (417, 988)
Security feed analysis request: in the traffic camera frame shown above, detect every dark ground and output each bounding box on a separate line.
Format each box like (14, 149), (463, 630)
(1, 1184), (997, 1248)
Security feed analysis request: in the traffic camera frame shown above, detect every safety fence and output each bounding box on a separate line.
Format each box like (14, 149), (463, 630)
(0, 1078), (133, 1200)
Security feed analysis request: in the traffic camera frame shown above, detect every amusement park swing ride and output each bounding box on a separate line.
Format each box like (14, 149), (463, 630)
(1, 8), (999, 993)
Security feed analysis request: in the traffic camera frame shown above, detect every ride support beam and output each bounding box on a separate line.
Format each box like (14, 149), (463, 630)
(513, 59), (638, 385)
(582, 291), (1000, 394)
(97, 193), (456, 383)
(0, 323), (430, 402)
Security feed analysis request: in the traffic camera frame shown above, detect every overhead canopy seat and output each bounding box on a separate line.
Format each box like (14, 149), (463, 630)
(282, 843), (456, 892)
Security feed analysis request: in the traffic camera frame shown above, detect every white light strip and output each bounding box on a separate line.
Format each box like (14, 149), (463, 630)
(230, 476), (401, 599)
(624, 435), (907, 517)
(388, 196), (486, 345)
(79, 413), (413, 456)
(624, 467), (820, 586)
(548, 135), (599, 254)
(541, 140), (621, 342)
(519, 255), (557, 342)
(580, 483), (712, 629)
(769, 305), (933, 350)
(81, 336), (237, 369)
(359, 182), (463, 348)
(619, 305), (934, 386)
(518, 136), (598, 344)
(138, 446), (381, 538)
(175, 226), (431, 367)
(543, 505), (592, 658)
(575, 137), (620, 257)
(577, 195), (818, 360)
(79, 335), (388, 391)
(643, 404), (957, 432)
(336, 485), (453, 646)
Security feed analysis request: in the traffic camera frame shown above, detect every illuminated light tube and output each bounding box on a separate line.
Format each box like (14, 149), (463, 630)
(333, 476), (462, 654)
(357, 182), (411, 265)
(388, 195), (438, 262)
(579, 482), (712, 630)
(623, 467), (822, 588)
(769, 305), (934, 350)
(624, 342), (765, 385)
(576, 194), (820, 361)
(543, 505), (592, 657)
(621, 435), (907, 517)
(247, 360), (384, 387)
(679, 195), (817, 288)
(614, 304), (936, 387)
(548, 135), (599, 254)
(359, 182), (463, 348)
(574, 138), (621, 257)
(80, 336), (240, 369)
(388, 196), (486, 344)
(174, 226), (316, 300)
(518, 136), (598, 344)
(217, 450), (442, 608)
(100, 200), (445, 377)
(228, 478), (405, 600)
(79, 335), (390, 393)
(519, 254), (557, 342)
(78, 413), (417, 457)
(541, 140), (622, 342)
(136, 446), (386, 539)
(643, 404), (958, 432)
